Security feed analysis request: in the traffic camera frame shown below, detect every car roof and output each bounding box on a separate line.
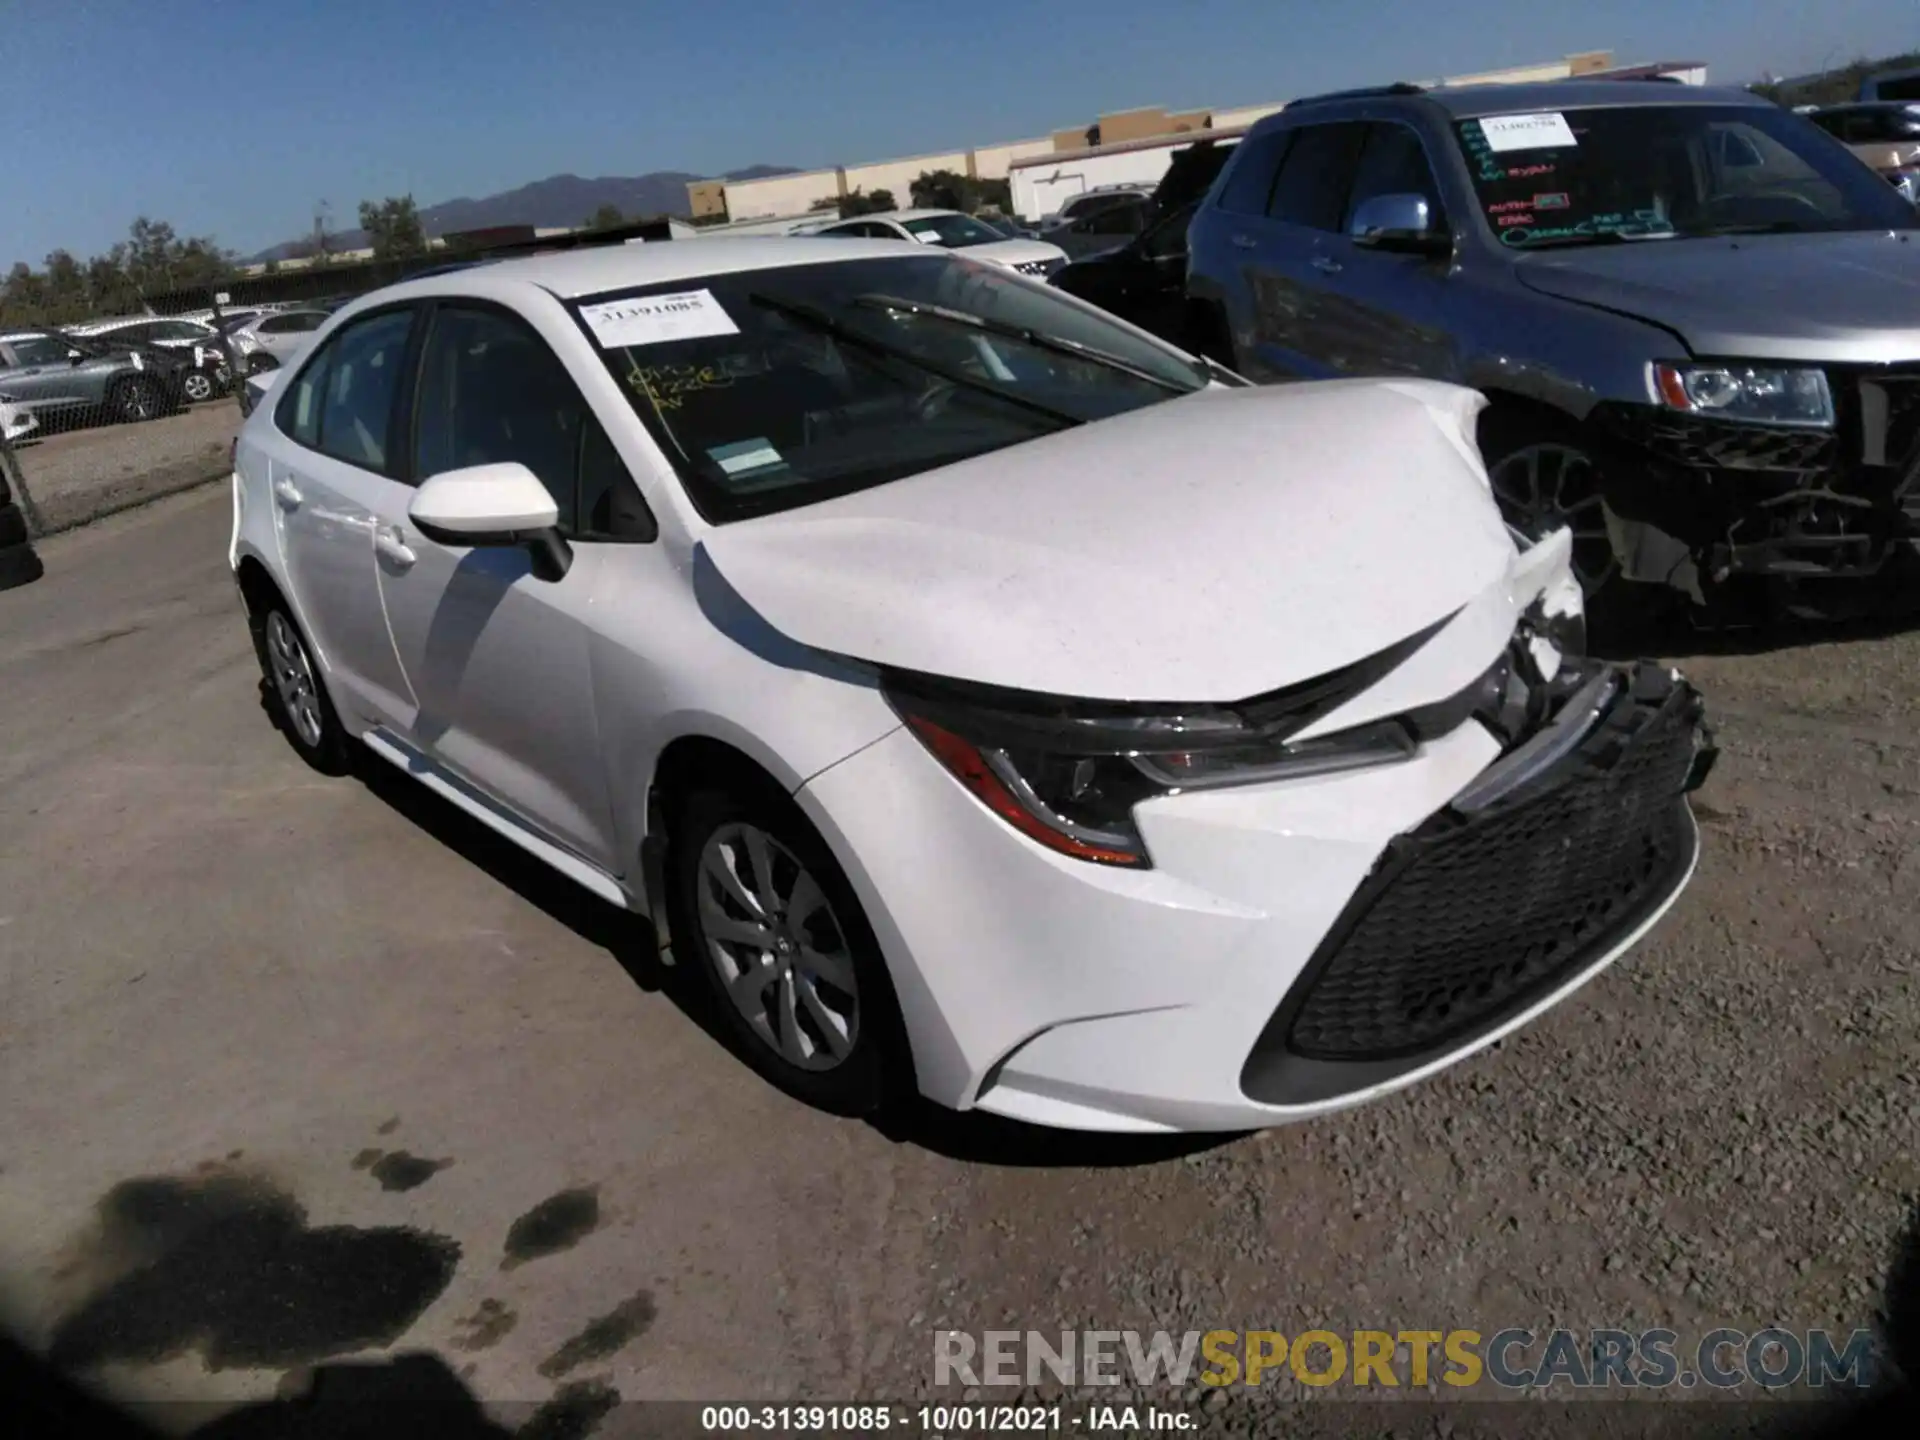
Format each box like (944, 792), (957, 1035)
(1264, 78), (1766, 128)
(826, 209), (970, 223)
(455, 235), (935, 301)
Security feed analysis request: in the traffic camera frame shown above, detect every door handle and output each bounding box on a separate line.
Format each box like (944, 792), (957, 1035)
(1311, 255), (1344, 274)
(374, 525), (416, 568)
(272, 476), (303, 508)
(1230, 233), (1258, 250)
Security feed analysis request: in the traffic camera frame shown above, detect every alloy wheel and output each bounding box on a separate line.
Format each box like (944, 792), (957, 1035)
(265, 610), (326, 750)
(1488, 442), (1618, 593)
(182, 371), (214, 403)
(119, 380), (157, 422)
(697, 822), (859, 1072)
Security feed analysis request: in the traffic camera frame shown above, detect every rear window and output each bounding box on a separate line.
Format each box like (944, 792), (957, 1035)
(569, 254), (1206, 524)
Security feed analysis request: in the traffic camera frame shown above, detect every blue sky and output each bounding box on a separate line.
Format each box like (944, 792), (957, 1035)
(3, 0), (1917, 264)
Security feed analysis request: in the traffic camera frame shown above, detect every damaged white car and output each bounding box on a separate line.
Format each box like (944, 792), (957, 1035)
(229, 237), (1715, 1133)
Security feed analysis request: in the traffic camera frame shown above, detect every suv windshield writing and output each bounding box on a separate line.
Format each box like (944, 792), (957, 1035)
(572, 254), (1205, 522)
(1457, 103), (1919, 249)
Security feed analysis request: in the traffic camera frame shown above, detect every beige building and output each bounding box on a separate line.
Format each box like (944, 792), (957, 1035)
(692, 49), (1673, 225)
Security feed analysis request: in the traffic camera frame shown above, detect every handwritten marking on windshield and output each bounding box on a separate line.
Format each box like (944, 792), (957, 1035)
(626, 362), (734, 411)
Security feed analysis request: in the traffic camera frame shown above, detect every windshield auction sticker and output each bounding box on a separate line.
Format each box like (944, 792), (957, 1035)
(1476, 112), (1578, 152)
(580, 289), (740, 347)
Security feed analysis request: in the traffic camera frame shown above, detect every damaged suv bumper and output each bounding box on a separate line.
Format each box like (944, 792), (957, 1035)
(1588, 394), (1920, 619)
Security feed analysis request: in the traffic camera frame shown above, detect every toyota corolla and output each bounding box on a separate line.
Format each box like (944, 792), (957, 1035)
(229, 237), (1714, 1133)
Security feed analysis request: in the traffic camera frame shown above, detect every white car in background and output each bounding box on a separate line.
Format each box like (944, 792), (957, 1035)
(1, 396), (37, 444)
(226, 307), (331, 374)
(805, 209), (1068, 278)
(230, 236), (1713, 1133)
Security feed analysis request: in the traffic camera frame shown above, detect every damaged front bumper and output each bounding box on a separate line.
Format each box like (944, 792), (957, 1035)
(1587, 392), (1920, 618)
(1241, 657), (1715, 1107)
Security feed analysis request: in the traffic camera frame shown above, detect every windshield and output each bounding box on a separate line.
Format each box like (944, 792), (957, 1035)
(1455, 102), (1920, 249)
(571, 254), (1207, 523)
(899, 213), (1002, 248)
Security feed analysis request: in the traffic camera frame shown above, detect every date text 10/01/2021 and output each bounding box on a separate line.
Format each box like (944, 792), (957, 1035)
(700, 1404), (1197, 1433)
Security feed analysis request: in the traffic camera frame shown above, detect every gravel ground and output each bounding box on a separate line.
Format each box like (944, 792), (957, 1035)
(8, 401), (237, 536)
(2, 490), (1915, 1440)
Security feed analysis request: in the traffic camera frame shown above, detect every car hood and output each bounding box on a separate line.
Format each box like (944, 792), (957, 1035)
(697, 379), (1517, 702)
(1514, 230), (1920, 362)
(958, 237), (1068, 268)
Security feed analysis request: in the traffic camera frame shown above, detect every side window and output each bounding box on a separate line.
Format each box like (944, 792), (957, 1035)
(10, 335), (70, 365)
(257, 315), (295, 335)
(292, 312), (327, 332)
(314, 309), (415, 473)
(275, 348), (330, 448)
(1215, 129), (1295, 215)
(1086, 200), (1147, 235)
(412, 306), (588, 529)
(1267, 122), (1370, 231)
(1142, 202), (1199, 259)
(1344, 122), (1448, 230)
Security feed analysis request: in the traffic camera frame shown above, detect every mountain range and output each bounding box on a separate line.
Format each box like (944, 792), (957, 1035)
(251, 165), (797, 262)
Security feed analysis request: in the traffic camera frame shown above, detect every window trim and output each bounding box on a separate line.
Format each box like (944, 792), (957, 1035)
(403, 296), (656, 543)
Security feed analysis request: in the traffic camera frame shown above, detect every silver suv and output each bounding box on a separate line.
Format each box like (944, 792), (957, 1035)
(1187, 79), (1920, 622)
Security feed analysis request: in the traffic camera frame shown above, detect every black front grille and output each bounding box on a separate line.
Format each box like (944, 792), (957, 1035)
(1254, 670), (1701, 1076)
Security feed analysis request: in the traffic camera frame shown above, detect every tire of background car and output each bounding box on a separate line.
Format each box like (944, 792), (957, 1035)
(109, 375), (165, 424)
(1477, 407), (1623, 604)
(246, 353), (279, 376)
(246, 592), (352, 775)
(666, 778), (909, 1117)
(181, 369), (216, 404)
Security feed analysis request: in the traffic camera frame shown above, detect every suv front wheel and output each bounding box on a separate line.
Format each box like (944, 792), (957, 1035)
(1479, 411), (1619, 598)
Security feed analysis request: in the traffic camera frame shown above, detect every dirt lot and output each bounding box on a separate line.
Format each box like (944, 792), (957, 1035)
(0, 488), (1914, 1438)
(8, 401), (237, 536)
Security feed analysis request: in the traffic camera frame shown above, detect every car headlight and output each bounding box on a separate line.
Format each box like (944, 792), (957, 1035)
(883, 626), (1445, 868)
(1653, 362), (1834, 428)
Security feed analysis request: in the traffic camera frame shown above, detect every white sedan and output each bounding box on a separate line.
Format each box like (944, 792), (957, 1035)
(805, 209), (1068, 278)
(230, 235), (1713, 1133)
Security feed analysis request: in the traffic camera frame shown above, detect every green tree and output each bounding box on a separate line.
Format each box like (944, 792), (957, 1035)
(837, 187), (897, 218)
(584, 203), (625, 231)
(358, 194), (429, 260)
(907, 171), (1007, 214)
(43, 250), (86, 316)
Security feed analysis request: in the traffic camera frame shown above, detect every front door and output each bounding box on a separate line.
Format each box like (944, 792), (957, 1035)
(266, 306), (420, 731)
(372, 301), (621, 871)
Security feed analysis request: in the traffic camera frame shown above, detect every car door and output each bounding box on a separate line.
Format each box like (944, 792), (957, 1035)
(1056, 197), (1150, 258)
(266, 306), (421, 732)
(0, 334), (97, 416)
(1239, 120), (1370, 379)
(1304, 120), (1463, 380)
(370, 300), (628, 870)
(1191, 125), (1296, 380)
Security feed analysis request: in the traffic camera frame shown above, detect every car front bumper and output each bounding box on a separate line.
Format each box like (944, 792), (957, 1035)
(1589, 389), (1920, 616)
(798, 639), (1711, 1134)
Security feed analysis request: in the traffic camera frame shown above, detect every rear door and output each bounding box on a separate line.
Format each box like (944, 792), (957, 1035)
(266, 306), (421, 731)
(1188, 125), (1294, 379)
(1297, 119), (1462, 379)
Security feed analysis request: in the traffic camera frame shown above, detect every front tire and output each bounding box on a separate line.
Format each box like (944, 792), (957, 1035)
(1479, 410), (1620, 599)
(182, 369), (217, 404)
(249, 597), (351, 775)
(667, 781), (903, 1116)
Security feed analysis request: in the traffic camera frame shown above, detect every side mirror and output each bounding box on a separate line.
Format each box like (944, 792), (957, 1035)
(408, 462), (573, 582)
(67, 349), (84, 365)
(1349, 193), (1450, 255)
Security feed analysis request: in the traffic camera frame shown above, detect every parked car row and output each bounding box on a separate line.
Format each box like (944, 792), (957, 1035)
(228, 220), (1711, 1134)
(0, 327), (194, 431)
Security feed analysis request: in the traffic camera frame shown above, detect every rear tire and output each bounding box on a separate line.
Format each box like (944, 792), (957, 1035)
(182, 369), (216, 404)
(248, 594), (351, 775)
(667, 779), (906, 1117)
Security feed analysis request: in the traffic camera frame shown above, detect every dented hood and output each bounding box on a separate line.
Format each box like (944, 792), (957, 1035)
(697, 380), (1517, 702)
